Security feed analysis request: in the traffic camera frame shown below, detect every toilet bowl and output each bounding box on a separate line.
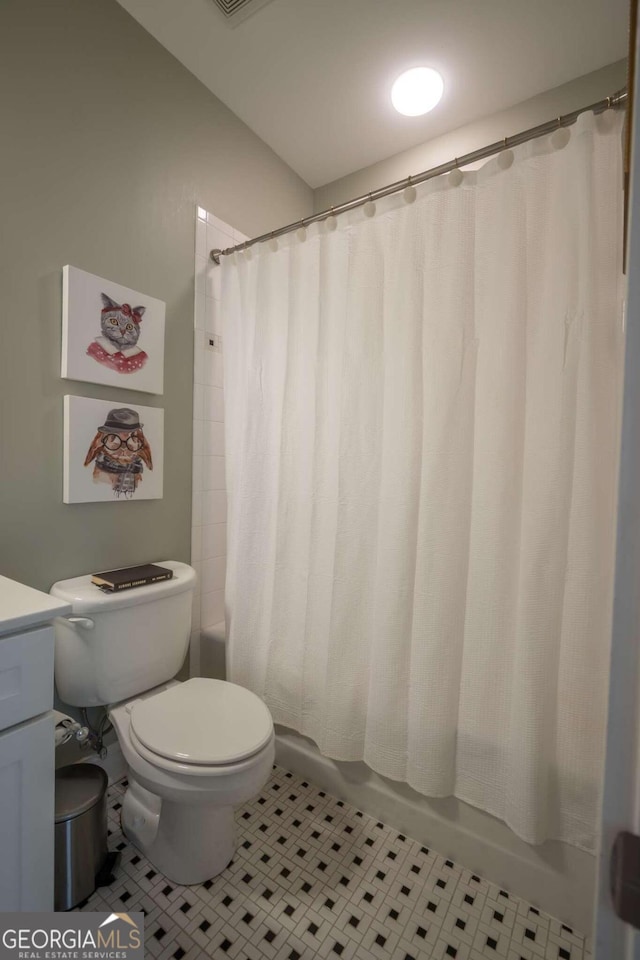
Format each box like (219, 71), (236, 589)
(50, 562), (275, 886)
(110, 678), (275, 885)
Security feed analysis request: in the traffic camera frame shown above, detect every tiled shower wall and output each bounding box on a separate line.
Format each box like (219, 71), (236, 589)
(191, 206), (248, 672)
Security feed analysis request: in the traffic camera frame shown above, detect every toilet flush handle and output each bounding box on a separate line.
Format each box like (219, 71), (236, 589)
(64, 616), (95, 630)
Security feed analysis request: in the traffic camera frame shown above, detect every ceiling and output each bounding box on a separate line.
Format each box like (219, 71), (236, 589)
(116, 0), (628, 188)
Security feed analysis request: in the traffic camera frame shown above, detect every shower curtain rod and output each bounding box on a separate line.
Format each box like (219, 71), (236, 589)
(210, 87), (628, 264)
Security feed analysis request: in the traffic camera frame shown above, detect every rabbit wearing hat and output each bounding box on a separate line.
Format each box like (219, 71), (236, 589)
(84, 407), (153, 498)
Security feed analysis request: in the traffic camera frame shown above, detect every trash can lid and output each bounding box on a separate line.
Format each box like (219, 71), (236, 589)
(55, 763), (108, 823)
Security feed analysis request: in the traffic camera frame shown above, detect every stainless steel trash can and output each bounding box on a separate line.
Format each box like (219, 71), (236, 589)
(54, 764), (108, 911)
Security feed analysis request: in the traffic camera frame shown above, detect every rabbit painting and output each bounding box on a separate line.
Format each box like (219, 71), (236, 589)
(84, 407), (153, 499)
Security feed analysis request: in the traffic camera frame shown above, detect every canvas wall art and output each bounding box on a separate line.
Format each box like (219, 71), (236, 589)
(62, 265), (165, 394)
(63, 396), (164, 503)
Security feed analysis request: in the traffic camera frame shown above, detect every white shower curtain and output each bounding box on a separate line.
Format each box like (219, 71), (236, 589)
(220, 111), (624, 850)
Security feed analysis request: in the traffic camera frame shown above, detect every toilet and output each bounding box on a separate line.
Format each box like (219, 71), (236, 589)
(50, 561), (274, 885)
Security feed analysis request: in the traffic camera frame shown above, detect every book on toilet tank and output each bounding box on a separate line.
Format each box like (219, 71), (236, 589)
(91, 563), (173, 592)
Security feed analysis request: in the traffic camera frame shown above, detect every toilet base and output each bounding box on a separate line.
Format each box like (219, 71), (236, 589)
(122, 778), (236, 885)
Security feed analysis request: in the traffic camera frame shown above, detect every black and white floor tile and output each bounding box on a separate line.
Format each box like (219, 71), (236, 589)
(79, 766), (592, 960)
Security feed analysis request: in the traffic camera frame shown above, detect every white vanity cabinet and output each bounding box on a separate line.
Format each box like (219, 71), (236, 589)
(0, 576), (71, 911)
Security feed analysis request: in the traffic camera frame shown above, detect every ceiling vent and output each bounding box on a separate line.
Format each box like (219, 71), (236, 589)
(210, 0), (277, 27)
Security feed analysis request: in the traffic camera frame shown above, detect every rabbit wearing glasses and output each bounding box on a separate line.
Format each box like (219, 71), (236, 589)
(84, 408), (153, 498)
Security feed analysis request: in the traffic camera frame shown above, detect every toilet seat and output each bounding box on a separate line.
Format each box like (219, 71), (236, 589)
(128, 724), (273, 777)
(129, 677), (273, 769)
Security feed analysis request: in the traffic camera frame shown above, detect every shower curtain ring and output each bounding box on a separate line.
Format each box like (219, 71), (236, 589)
(403, 174), (417, 204)
(551, 116), (571, 150)
(498, 137), (514, 170)
(449, 158), (464, 187)
(364, 193), (376, 218)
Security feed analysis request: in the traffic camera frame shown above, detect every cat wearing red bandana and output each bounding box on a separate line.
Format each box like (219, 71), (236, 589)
(86, 293), (149, 374)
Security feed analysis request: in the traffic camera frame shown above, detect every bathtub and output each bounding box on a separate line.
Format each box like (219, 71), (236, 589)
(199, 623), (595, 933)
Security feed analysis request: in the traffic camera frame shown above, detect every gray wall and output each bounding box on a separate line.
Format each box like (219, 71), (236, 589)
(0, 0), (312, 592)
(315, 60), (627, 211)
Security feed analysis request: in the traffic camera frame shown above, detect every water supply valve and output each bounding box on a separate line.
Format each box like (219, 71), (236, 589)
(54, 709), (90, 747)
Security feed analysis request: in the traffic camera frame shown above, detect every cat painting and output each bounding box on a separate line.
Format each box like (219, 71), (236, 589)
(84, 407), (153, 499)
(86, 293), (149, 374)
(62, 266), (165, 394)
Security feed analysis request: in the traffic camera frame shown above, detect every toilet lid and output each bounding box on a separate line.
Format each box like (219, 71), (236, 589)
(129, 678), (273, 765)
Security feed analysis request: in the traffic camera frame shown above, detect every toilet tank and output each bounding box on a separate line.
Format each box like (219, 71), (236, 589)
(50, 561), (196, 707)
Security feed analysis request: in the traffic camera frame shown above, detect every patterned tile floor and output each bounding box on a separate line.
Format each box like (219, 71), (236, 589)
(79, 765), (592, 960)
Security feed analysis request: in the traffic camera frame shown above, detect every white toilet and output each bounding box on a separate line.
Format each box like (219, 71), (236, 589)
(50, 561), (274, 885)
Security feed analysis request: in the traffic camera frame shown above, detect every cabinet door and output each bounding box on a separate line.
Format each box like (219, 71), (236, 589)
(0, 625), (54, 730)
(0, 713), (54, 911)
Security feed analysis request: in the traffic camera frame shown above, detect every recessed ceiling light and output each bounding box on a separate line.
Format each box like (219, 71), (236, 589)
(391, 67), (444, 117)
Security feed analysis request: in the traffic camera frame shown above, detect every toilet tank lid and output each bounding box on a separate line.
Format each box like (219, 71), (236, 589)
(50, 561), (196, 614)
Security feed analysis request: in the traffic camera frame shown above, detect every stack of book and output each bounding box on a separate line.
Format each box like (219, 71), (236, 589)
(91, 563), (173, 593)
